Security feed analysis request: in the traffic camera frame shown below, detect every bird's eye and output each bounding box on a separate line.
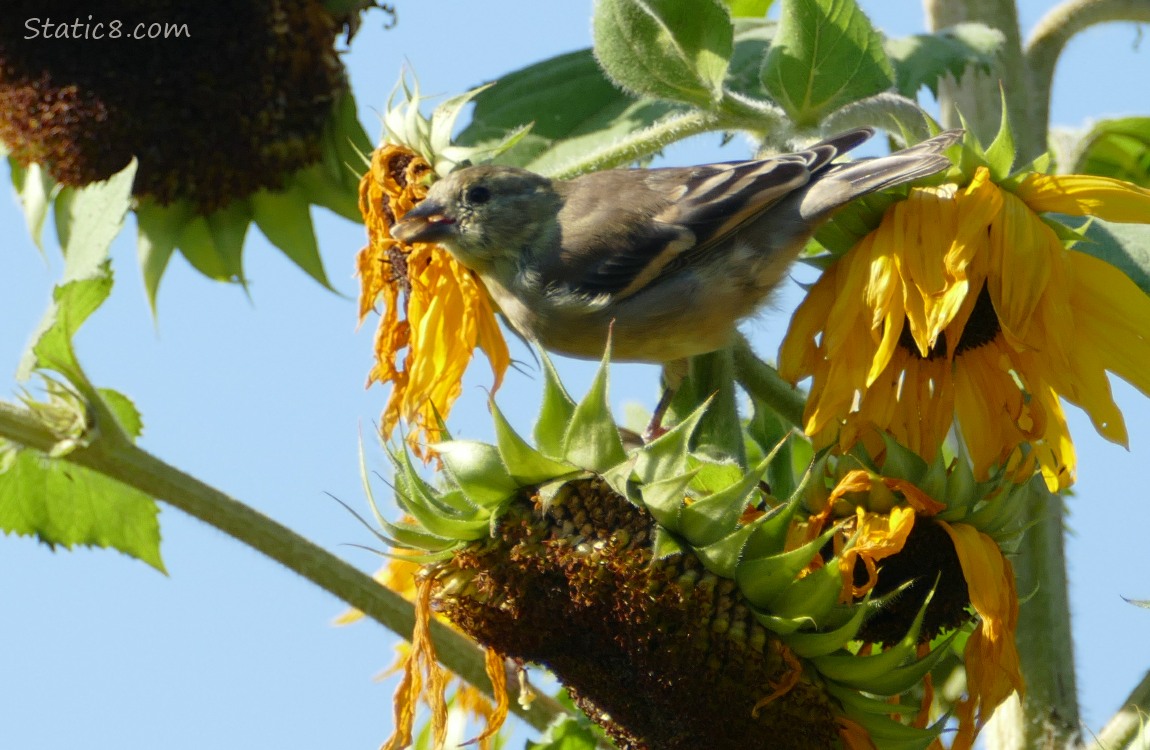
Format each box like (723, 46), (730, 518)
(465, 185), (491, 205)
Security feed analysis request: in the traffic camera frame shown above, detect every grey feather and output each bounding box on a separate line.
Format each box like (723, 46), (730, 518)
(390, 128), (962, 364)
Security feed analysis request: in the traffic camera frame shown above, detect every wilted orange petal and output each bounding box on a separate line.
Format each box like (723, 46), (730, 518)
(356, 144), (510, 458)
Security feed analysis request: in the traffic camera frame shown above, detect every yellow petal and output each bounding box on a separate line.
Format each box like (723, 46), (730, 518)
(867, 287), (905, 386)
(939, 522), (1024, 736)
(986, 191), (1053, 345)
(1069, 250), (1150, 398)
(1016, 172), (1150, 223)
(779, 265), (839, 383)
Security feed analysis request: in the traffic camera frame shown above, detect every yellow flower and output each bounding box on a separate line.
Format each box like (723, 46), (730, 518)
(357, 144), (510, 458)
(939, 522), (1024, 750)
(780, 166), (1150, 490)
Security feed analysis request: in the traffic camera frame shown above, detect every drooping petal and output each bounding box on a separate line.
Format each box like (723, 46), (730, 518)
(1069, 251), (1150, 399)
(357, 144), (510, 458)
(939, 522), (1024, 745)
(1015, 172), (1150, 222)
(779, 264), (840, 383)
(986, 191), (1053, 346)
(838, 505), (917, 600)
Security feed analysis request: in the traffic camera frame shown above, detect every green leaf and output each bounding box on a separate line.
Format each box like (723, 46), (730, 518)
(694, 516), (760, 577)
(593, 0), (733, 108)
(844, 631), (959, 696)
(784, 599), (869, 657)
(760, 0), (894, 126)
(884, 23), (1005, 98)
(528, 715), (600, 750)
(767, 557), (842, 621)
(633, 397), (710, 485)
(724, 0), (774, 17)
(20, 268), (114, 383)
(98, 389), (144, 440)
(52, 160), (138, 283)
(737, 528), (832, 607)
(1054, 214), (1150, 297)
(1072, 116), (1150, 187)
(812, 581), (934, 686)
(560, 348), (626, 472)
(9, 159), (57, 250)
(651, 525), (686, 559)
(639, 471), (696, 530)
(251, 186), (333, 290)
(0, 447), (165, 571)
(726, 18), (777, 100)
(390, 448), (488, 541)
(877, 432), (928, 483)
(686, 454), (744, 495)
(680, 453), (772, 546)
(456, 48), (681, 174)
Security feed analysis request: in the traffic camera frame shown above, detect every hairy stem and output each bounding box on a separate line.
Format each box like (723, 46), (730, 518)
(0, 400), (566, 732)
(544, 109), (725, 179)
(1025, 0), (1150, 150)
(924, 0), (1038, 160)
(731, 335), (806, 429)
(983, 487), (1080, 749)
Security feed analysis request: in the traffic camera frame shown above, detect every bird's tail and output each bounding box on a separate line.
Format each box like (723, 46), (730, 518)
(800, 129), (963, 220)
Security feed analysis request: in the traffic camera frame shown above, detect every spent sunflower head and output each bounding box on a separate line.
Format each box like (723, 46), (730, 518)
(779, 161), (1150, 491)
(0, 0), (346, 211)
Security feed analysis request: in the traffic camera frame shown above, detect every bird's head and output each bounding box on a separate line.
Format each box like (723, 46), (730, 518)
(389, 165), (560, 270)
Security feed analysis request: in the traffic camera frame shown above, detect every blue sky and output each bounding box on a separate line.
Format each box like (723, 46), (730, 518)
(1, 2), (1149, 748)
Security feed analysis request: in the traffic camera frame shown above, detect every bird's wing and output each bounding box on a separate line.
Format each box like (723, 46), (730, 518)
(547, 129), (873, 301)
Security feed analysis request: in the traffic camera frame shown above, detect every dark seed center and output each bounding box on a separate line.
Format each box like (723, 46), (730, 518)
(898, 284), (1001, 360)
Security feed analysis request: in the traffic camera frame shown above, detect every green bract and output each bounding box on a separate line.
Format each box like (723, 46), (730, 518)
(373, 344), (962, 748)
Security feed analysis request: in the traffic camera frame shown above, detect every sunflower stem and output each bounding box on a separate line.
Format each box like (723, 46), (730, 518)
(924, 0), (1040, 162)
(1086, 668), (1150, 750)
(731, 335), (806, 429)
(681, 348), (746, 466)
(1025, 0), (1150, 157)
(0, 399), (566, 733)
(984, 488), (1081, 749)
(544, 109), (726, 180)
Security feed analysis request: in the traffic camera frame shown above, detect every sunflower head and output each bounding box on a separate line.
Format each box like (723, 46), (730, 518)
(0, 0), (346, 211)
(780, 128), (1150, 492)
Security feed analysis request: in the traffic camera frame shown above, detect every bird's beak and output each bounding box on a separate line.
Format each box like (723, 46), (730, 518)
(390, 199), (458, 244)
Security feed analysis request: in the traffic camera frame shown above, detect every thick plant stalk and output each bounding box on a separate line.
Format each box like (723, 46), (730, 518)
(925, 6), (1080, 744)
(984, 491), (1080, 749)
(924, 0), (1036, 158)
(1025, 0), (1150, 158)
